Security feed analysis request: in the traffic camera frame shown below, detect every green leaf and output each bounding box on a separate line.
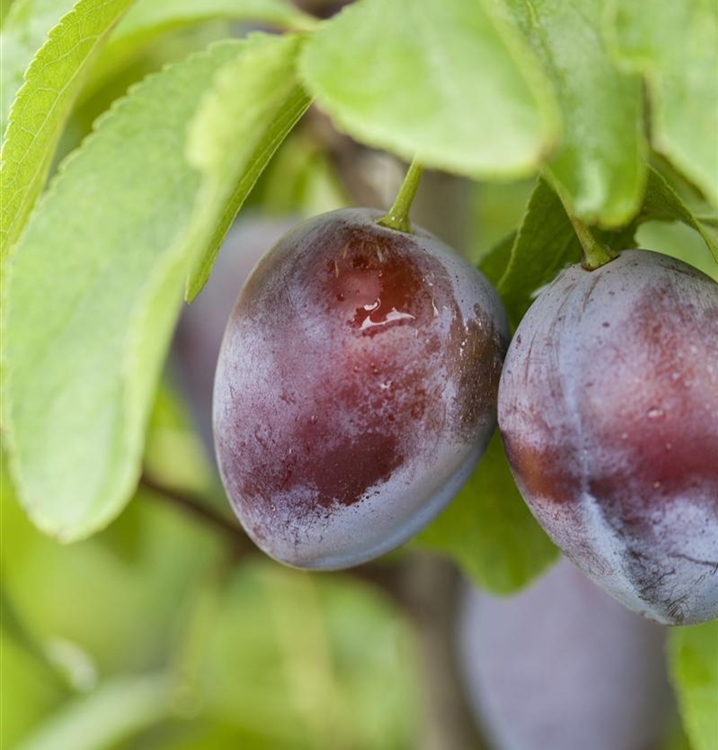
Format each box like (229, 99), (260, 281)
(184, 33), (311, 299)
(669, 622), (718, 750)
(89, 0), (316, 93)
(417, 433), (558, 593)
(14, 674), (171, 750)
(606, 0), (718, 206)
(0, 0), (74, 140)
(497, 178), (582, 327)
(639, 168), (718, 262)
(300, 0), (559, 179)
(508, 0), (647, 227)
(3, 40), (244, 541)
(0, 0), (139, 256)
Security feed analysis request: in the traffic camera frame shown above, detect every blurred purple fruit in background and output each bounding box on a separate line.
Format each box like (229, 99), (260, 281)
(173, 214), (297, 454)
(458, 558), (676, 750)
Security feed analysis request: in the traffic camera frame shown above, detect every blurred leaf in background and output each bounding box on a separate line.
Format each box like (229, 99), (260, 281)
(669, 623), (718, 750)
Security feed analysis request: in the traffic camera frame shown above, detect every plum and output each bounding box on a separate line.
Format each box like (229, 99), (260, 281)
(499, 250), (718, 625)
(213, 207), (509, 569)
(458, 558), (676, 750)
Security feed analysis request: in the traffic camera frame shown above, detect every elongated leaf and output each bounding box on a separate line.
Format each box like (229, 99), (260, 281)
(606, 0), (718, 206)
(497, 178), (582, 327)
(509, 0), (646, 226)
(417, 433), (558, 593)
(15, 674), (171, 750)
(640, 168), (718, 262)
(300, 0), (559, 179)
(669, 623), (718, 750)
(88, 0), (316, 93)
(184, 33), (311, 299)
(0, 0), (73, 139)
(3, 41), (243, 541)
(1, 0), (138, 256)
(5, 34), (309, 542)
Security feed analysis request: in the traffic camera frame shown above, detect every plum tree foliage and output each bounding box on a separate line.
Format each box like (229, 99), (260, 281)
(1, 0), (717, 748)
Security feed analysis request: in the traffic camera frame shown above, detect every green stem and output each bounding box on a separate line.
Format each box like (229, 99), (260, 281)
(377, 159), (424, 233)
(545, 172), (617, 270)
(569, 215), (617, 270)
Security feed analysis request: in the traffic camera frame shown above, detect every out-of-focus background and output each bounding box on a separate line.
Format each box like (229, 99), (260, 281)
(2, 0), (716, 748)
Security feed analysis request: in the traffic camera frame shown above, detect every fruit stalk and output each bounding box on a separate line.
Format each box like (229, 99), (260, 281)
(377, 159), (424, 234)
(568, 214), (617, 270)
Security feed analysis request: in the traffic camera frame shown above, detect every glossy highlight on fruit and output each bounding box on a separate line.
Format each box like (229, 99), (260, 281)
(499, 250), (718, 625)
(213, 208), (509, 569)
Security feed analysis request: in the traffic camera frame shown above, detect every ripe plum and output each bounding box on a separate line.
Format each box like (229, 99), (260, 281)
(499, 250), (718, 624)
(213, 208), (509, 568)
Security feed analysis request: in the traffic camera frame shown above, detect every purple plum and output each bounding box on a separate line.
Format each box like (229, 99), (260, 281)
(499, 250), (718, 625)
(213, 207), (509, 568)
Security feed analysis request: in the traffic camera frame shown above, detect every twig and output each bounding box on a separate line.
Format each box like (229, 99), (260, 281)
(399, 553), (489, 750)
(140, 474), (253, 552)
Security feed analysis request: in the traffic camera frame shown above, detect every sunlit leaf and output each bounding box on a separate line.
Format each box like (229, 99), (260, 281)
(183, 33), (310, 299)
(3, 41), (243, 540)
(669, 623), (718, 750)
(509, 0), (647, 226)
(606, 0), (718, 206)
(1, 0), (138, 255)
(300, 0), (559, 179)
(0, 0), (74, 139)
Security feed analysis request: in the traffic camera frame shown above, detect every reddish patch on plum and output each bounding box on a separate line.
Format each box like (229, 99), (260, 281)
(503, 440), (579, 506)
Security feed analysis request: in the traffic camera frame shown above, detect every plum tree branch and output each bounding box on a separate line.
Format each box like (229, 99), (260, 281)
(400, 554), (489, 750)
(139, 473), (254, 551)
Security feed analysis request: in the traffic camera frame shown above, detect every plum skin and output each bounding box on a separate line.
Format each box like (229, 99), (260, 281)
(499, 250), (718, 625)
(213, 207), (509, 569)
(459, 559), (675, 750)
